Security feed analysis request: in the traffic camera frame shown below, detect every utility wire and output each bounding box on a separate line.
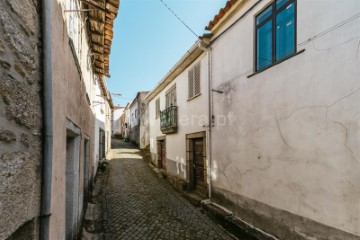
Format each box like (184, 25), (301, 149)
(298, 12), (360, 46)
(159, 0), (199, 38)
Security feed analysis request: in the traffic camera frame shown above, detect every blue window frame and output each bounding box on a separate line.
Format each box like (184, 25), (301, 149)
(255, 0), (296, 71)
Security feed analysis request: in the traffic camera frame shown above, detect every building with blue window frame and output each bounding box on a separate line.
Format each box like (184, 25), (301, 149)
(202, 0), (360, 239)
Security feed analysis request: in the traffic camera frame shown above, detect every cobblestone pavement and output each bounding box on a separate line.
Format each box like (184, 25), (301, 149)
(103, 140), (234, 240)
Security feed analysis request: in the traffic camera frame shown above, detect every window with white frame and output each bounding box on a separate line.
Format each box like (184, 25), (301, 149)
(188, 63), (201, 99)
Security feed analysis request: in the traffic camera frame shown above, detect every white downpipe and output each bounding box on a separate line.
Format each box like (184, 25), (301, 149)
(207, 46), (213, 199)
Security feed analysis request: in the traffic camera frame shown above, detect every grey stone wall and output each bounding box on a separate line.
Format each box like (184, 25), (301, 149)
(129, 125), (139, 145)
(0, 0), (42, 239)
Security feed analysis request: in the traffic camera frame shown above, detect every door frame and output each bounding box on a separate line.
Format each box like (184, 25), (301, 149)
(65, 119), (81, 240)
(156, 136), (166, 169)
(186, 131), (207, 192)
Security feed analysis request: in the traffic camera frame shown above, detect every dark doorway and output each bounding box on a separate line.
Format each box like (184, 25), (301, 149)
(83, 138), (90, 202)
(99, 129), (105, 160)
(66, 132), (80, 240)
(192, 138), (206, 196)
(157, 140), (166, 170)
(186, 132), (207, 197)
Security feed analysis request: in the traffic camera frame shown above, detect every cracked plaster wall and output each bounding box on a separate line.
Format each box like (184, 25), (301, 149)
(0, 0), (42, 239)
(210, 0), (360, 238)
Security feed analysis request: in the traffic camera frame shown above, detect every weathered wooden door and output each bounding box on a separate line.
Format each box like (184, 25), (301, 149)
(193, 138), (206, 195)
(99, 129), (105, 160)
(160, 140), (167, 170)
(157, 140), (167, 169)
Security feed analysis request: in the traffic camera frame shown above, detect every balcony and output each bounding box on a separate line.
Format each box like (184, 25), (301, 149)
(160, 106), (178, 134)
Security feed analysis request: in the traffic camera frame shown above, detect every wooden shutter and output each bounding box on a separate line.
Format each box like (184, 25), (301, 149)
(194, 63), (201, 96)
(156, 98), (160, 119)
(188, 68), (194, 99)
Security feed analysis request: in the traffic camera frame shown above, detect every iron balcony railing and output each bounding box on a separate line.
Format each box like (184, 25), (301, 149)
(160, 106), (178, 134)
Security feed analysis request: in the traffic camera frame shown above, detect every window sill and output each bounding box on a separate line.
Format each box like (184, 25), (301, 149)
(247, 49), (305, 78)
(187, 93), (201, 101)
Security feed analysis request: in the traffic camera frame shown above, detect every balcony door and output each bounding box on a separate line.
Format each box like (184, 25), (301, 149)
(166, 85), (176, 108)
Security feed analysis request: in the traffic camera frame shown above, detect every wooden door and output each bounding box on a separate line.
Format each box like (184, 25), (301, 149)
(193, 138), (206, 195)
(158, 140), (167, 170)
(161, 141), (167, 170)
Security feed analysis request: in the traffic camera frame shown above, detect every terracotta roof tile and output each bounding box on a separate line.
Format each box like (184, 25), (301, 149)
(205, 0), (240, 31)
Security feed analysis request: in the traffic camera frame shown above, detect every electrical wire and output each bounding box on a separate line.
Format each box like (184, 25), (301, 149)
(159, 0), (199, 38)
(298, 12), (360, 46)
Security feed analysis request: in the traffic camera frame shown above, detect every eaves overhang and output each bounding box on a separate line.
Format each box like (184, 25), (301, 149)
(205, 0), (248, 34)
(99, 75), (115, 109)
(82, 0), (120, 78)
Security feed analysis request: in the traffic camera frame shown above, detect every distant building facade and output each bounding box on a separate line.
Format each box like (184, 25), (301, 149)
(112, 106), (125, 137)
(128, 91), (150, 146)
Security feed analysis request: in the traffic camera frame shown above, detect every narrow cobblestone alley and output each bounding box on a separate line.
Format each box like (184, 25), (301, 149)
(102, 140), (234, 240)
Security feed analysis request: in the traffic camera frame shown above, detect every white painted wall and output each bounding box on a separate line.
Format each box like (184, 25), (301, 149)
(120, 105), (131, 138)
(210, 0), (360, 236)
(92, 79), (112, 173)
(130, 101), (139, 129)
(149, 52), (210, 179)
(112, 107), (124, 135)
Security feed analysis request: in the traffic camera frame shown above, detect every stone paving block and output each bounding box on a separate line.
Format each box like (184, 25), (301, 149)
(102, 141), (235, 240)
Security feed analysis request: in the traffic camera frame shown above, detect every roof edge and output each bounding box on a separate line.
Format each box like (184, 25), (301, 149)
(205, 0), (248, 33)
(145, 39), (208, 102)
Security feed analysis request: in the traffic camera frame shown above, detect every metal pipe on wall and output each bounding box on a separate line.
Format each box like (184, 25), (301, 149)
(207, 46), (213, 199)
(40, 0), (54, 239)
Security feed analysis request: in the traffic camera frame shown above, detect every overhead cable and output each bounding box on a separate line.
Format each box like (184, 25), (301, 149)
(159, 0), (199, 38)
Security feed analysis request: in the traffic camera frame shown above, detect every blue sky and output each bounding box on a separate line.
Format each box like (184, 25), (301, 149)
(106, 0), (227, 107)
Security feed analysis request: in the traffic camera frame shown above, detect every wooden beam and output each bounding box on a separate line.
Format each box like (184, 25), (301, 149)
(80, 0), (111, 13)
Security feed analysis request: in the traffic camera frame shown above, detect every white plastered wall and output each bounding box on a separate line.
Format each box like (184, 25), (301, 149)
(210, 0), (360, 235)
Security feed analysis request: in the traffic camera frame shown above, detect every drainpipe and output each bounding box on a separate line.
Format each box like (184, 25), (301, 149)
(40, 0), (53, 239)
(207, 46), (213, 199)
(199, 38), (213, 200)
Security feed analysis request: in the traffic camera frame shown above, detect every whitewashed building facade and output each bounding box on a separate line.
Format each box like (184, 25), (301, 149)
(112, 106), (125, 137)
(146, 0), (360, 239)
(206, 0), (360, 238)
(147, 40), (211, 195)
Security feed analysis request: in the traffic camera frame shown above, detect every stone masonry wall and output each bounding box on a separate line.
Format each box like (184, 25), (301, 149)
(0, 0), (42, 239)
